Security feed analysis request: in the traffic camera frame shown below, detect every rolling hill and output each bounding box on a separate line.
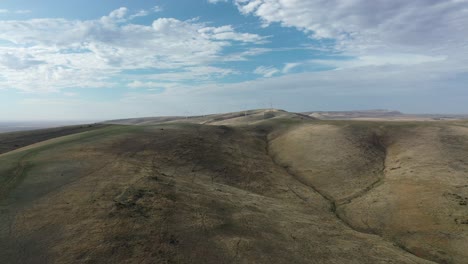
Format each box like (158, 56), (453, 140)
(0, 110), (467, 263)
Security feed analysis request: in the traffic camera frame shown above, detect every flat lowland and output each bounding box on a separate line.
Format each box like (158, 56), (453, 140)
(0, 110), (467, 263)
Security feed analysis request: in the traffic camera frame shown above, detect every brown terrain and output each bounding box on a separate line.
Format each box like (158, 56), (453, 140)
(0, 109), (467, 263)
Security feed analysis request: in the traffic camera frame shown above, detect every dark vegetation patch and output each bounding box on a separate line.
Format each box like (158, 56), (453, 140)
(444, 192), (468, 206)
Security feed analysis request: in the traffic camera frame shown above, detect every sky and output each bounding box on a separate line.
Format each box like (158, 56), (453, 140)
(0, 0), (467, 121)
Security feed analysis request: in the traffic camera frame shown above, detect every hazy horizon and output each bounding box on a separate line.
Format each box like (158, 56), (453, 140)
(2, 108), (468, 124)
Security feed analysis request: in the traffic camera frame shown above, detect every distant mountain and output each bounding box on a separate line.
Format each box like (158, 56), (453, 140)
(302, 110), (403, 119)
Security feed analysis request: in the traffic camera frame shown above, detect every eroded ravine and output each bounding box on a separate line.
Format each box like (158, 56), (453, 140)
(335, 132), (387, 206)
(262, 130), (438, 264)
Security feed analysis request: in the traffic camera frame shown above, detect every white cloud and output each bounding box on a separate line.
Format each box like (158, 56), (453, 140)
(234, 0), (468, 93)
(129, 10), (149, 20)
(254, 66), (279, 77)
(15, 10), (31, 14)
(223, 47), (271, 61)
(100, 7), (129, 25)
(153, 6), (163, 12)
(208, 0), (228, 3)
(128, 6), (162, 20)
(235, 0), (468, 57)
(282, 62), (300, 73)
(127, 81), (179, 90)
(199, 25), (267, 43)
(311, 54), (447, 70)
(0, 7), (266, 92)
(119, 5), (165, 20)
(0, 53), (45, 70)
(137, 66), (237, 83)
(0, 9), (32, 14)
(109, 7), (128, 20)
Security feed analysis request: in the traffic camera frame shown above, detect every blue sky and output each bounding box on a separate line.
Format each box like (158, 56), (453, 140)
(0, 0), (467, 120)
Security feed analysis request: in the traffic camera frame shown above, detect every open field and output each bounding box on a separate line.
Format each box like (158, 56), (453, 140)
(0, 110), (467, 263)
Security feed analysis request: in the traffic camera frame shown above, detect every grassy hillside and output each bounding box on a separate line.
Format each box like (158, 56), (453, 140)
(0, 111), (467, 263)
(270, 120), (468, 264)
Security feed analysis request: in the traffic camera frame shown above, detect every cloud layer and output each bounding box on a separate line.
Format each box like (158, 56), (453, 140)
(235, 0), (468, 53)
(234, 0), (468, 90)
(2, 1), (468, 120)
(0, 7), (265, 92)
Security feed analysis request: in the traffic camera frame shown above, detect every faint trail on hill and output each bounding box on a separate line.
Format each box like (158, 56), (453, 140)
(262, 132), (437, 264)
